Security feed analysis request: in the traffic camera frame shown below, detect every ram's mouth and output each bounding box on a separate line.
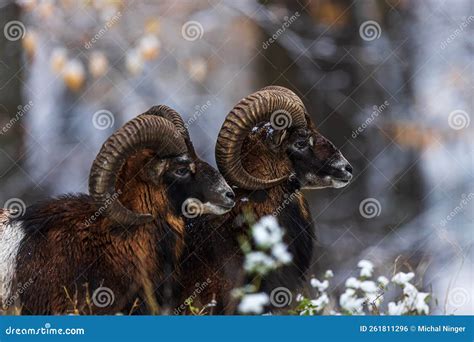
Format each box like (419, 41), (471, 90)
(301, 173), (351, 189)
(201, 202), (234, 215)
(330, 177), (351, 188)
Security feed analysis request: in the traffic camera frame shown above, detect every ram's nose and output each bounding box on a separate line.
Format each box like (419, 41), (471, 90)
(221, 189), (236, 208)
(325, 155), (353, 187)
(335, 161), (353, 182)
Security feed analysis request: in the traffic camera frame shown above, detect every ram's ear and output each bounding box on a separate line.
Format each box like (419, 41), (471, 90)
(142, 159), (168, 184)
(270, 129), (288, 148)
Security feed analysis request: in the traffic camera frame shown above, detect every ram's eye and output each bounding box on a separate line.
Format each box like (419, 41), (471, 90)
(175, 167), (190, 177)
(294, 140), (308, 149)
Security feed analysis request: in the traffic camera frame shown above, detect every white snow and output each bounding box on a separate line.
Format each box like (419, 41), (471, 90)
(251, 215), (284, 248)
(357, 259), (374, 277)
(391, 272), (415, 285)
(238, 293), (269, 314)
(310, 278), (329, 292)
(271, 242), (292, 264)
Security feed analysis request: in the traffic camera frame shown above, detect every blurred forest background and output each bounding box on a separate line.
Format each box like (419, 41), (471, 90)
(0, 0), (472, 314)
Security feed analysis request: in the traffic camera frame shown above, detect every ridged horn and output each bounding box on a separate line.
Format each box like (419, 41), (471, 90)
(89, 115), (187, 225)
(215, 88), (307, 190)
(260, 85), (307, 114)
(138, 105), (195, 156)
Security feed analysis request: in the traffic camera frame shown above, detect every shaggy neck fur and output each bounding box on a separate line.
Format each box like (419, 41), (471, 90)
(115, 152), (186, 260)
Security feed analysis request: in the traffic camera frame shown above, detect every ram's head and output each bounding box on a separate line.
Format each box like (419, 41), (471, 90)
(215, 87), (353, 191)
(89, 109), (235, 226)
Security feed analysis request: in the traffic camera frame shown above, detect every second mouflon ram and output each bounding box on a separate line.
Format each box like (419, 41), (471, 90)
(180, 86), (353, 314)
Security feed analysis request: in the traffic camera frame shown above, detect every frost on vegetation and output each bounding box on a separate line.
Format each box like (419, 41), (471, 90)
(236, 216), (293, 314)
(294, 262), (431, 316)
(310, 278), (329, 292)
(235, 216), (431, 316)
(244, 216), (292, 276)
(251, 216), (285, 249)
(324, 270), (334, 278)
(238, 293), (269, 314)
(357, 259), (374, 278)
(244, 251), (275, 275)
(387, 273), (430, 315)
(391, 271), (414, 285)
(271, 242), (293, 264)
(377, 276), (389, 287)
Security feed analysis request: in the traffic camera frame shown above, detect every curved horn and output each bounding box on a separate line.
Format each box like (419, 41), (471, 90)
(260, 86), (307, 113)
(139, 105), (195, 156)
(89, 115), (187, 225)
(259, 85), (299, 97)
(215, 89), (307, 190)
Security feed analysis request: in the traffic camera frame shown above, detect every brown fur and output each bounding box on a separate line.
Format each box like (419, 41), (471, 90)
(178, 106), (351, 315)
(180, 126), (315, 314)
(13, 150), (186, 315)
